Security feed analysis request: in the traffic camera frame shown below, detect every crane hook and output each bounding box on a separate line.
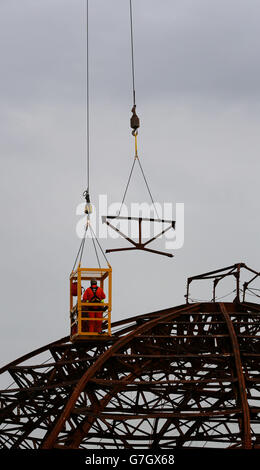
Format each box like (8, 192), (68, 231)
(83, 189), (92, 215)
(130, 105), (140, 135)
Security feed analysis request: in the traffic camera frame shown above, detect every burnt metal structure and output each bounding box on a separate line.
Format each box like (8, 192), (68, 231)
(0, 264), (259, 449)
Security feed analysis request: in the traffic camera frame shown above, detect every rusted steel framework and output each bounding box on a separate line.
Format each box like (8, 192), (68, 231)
(186, 263), (260, 304)
(102, 215), (175, 258)
(0, 267), (259, 449)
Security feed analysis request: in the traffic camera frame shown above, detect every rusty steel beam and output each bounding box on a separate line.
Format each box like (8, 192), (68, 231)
(219, 303), (252, 449)
(72, 409), (242, 419)
(0, 293), (259, 450)
(0, 336), (69, 375)
(41, 303), (200, 448)
(103, 216), (175, 258)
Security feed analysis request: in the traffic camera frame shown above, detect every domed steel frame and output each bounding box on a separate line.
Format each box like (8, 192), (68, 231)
(0, 264), (259, 449)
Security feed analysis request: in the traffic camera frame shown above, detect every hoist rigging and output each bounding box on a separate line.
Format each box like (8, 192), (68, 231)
(129, 0), (136, 109)
(70, 0), (176, 342)
(103, 0), (176, 257)
(85, 0), (90, 195)
(70, 0), (112, 342)
(71, 0), (108, 273)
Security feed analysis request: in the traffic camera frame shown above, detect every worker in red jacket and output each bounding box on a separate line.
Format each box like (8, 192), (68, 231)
(83, 279), (106, 333)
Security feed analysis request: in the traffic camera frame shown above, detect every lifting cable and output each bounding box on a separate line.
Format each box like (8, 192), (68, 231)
(71, 220), (109, 271)
(89, 224), (110, 266)
(129, 0), (136, 107)
(86, 0), (90, 195)
(118, 0), (158, 218)
(246, 288), (260, 299)
(91, 233), (101, 269)
(72, 224), (88, 272)
(71, 0), (109, 272)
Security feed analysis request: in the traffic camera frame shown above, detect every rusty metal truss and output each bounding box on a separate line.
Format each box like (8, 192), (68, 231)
(102, 215), (175, 258)
(0, 269), (259, 449)
(186, 263), (260, 304)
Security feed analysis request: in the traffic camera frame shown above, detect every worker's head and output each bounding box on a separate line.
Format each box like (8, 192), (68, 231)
(91, 279), (97, 286)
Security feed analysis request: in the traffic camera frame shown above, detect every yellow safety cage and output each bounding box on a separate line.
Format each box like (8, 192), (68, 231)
(70, 264), (112, 342)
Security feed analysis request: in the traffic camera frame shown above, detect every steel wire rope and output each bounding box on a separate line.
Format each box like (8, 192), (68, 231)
(72, 2), (104, 270)
(245, 289), (260, 299)
(89, 224), (110, 266)
(72, 0), (90, 271)
(72, 235), (85, 272)
(79, 223), (89, 265)
(72, 223), (88, 271)
(188, 288), (237, 303)
(239, 287), (260, 300)
(91, 230), (101, 269)
(129, 0), (136, 106)
(117, 158), (137, 215)
(85, 0), (90, 193)
(137, 157), (159, 218)
(117, 0), (159, 219)
(214, 288), (237, 301)
(117, 156), (159, 218)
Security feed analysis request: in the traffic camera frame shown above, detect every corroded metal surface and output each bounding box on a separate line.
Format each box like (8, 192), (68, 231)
(0, 300), (259, 449)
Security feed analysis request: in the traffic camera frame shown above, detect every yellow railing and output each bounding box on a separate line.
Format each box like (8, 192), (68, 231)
(69, 265), (112, 341)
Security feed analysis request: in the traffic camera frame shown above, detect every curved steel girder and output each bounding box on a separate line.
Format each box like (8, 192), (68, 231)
(0, 306), (176, 445)
(219, 303), (252, 449)
(65, 357), (155, 448)
(0, 337), (71, 430)
(150, 368), (237, 449)
(41, 303), (200, 448)
(0, 304), (186, 375)
(1, 301), (259, 449)
(0, 340), (112, 445)
(0, 336), (69, 375)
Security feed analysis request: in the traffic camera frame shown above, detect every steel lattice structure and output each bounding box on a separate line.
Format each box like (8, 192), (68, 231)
(0, 265), (259, 449)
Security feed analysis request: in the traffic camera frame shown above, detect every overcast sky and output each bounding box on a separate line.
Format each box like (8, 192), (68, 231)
(0, 0), (260, 372)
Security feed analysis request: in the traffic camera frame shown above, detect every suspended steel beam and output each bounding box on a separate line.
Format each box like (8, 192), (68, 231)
(102, 215), (175, 258)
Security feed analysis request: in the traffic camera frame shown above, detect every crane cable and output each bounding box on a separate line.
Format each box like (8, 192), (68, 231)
(118, 0), (159, 217)
(72, 0), (109, 271)
(86, 0), (90, 194)
(130, 0), (136, 107)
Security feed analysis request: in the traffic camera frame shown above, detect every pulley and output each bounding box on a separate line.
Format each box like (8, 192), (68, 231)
(83, 189), (92, 215)
(130, 105), (140, 135)
(101, 0), (176, 259)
